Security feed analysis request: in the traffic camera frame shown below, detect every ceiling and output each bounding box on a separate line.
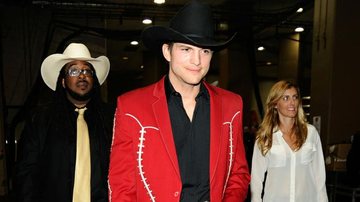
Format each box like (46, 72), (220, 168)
(0, 0), (315, 128)
(6, 0), (314, 77)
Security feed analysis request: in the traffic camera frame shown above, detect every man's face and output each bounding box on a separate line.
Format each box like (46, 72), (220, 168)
(62, 60), (95, 101)
(162, 42), (213, 87)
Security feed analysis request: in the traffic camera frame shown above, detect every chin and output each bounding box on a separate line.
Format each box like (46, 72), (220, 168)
(187, 77), (203, 85)
(289, 114), (297, 118)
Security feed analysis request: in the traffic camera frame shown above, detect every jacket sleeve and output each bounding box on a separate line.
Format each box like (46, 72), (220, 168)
(15, 111), (45, 202)
(222, 109), (251, 202)
(108, 100), (137, 202)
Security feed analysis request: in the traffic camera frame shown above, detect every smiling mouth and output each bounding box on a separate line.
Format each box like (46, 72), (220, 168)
(189, 68), (201, 71)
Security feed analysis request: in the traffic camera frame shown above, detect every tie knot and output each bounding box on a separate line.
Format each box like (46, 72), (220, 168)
(75, 107), (87, 115)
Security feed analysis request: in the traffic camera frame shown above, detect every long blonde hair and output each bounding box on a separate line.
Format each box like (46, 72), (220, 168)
(256, 80), (308, 156)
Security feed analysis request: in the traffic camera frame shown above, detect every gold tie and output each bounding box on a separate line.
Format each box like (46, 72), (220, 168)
(73, 107), (91, 202)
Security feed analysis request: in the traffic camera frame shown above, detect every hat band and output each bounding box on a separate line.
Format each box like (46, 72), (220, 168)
(185, 33), (213, 39)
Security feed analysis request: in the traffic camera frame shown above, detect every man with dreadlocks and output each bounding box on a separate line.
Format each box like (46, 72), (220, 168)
(15, 43), (114, 202)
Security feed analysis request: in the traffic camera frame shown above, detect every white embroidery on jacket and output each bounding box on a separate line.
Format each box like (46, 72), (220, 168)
(222, 111), (241, 198)
(126, 113), (159, 202)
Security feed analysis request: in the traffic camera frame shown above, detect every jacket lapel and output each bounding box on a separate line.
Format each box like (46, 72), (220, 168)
(205, 83), (223, 183)
(151, 79), (223, 182)
(152, 77), (181, 179)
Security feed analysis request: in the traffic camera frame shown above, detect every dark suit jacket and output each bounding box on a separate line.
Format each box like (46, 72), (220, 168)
(15, 99), (114, 202)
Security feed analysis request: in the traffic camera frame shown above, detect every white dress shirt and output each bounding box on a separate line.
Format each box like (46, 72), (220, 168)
(251, 124), (328, 202)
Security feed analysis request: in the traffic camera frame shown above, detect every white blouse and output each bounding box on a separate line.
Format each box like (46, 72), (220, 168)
(250, 124), (328, 202)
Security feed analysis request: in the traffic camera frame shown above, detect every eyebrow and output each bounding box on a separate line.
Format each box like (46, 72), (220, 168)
(282, 94), (298, 97)
(176, 43), (192, 48)
(68, 64), (91, 69)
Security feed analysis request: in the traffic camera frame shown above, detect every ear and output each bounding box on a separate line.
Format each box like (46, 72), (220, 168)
(162, 44), (171, 62)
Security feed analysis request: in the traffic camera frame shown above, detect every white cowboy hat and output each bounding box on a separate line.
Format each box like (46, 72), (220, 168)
(40, 43), (110, 91)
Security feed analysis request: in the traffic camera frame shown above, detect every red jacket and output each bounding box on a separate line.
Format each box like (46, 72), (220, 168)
(109, 77), (250, 202)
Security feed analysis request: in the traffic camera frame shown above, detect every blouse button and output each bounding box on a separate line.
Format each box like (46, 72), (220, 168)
(174, 191), (179, 197)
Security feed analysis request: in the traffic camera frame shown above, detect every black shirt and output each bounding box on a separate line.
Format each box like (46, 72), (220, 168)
(165, 76), (210, 202)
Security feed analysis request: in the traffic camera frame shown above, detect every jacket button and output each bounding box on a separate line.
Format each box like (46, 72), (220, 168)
(174, 191), (179, 197)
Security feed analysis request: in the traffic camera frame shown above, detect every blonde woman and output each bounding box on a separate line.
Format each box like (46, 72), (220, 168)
(250, 80), (328, 202)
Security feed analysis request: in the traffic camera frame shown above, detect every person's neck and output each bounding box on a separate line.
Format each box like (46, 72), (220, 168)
(279, 117), (295, 134)
(179, 86), (200, 101)
(73, 102), (88, 109)
(169, 77), (201, 100)
(68, 97), (90, 108)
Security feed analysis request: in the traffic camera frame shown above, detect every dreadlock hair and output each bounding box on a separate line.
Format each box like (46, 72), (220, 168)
(256, 80), (308, 156)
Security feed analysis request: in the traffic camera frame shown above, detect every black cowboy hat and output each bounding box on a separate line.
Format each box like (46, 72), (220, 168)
(141, 0), (236, 52)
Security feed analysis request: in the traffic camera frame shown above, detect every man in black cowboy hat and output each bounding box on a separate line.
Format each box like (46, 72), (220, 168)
(109, 0), (250, 201)
(15, 43), (114, 202)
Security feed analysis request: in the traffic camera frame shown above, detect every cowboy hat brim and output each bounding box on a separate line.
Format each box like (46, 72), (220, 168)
(142, 26), (237, 52)
(41, 54), (110, 91)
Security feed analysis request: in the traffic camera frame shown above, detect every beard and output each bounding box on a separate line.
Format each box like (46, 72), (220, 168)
(64, 82), (94, 102)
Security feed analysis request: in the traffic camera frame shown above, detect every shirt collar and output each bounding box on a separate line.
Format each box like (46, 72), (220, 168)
(164, 75), (209, 100)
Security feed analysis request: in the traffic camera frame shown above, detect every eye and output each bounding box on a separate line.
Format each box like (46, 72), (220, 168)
(68, 68), (80, 76)
(181, 47), (191, 52)
(282, 95), (289, 101)
(67, 67), (93, 77)
(82, 69), (93, 76)
(202, 49), (212, 54)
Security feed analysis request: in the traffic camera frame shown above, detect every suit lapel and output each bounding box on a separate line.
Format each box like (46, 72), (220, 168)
(152, 78), (181, 179)
(205, 83), (223, 183)
(151, 79), (224, 182)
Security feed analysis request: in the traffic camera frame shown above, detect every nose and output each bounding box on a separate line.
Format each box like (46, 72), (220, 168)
(190, 50), (201, 66)
(78, 72), (87, 79)
(289, 97), (296, 105)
